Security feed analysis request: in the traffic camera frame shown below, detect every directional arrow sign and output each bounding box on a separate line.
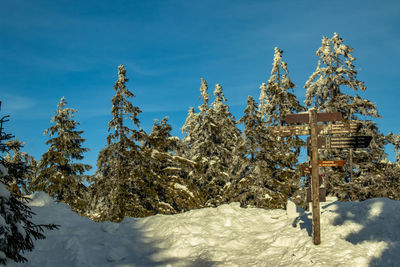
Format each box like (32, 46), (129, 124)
(320, 136), (372, 149)
(307, 135), (371, 149)
(285, 112), (342, 124)
(318, 160), (346, 167)
(318, 123), (361, 135)
(329, 136), (372, 149)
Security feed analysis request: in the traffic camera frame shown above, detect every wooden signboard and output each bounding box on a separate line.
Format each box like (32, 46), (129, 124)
(318, 123), (361, 135)
(301, 166), (312, 176)
(285, 112), (342, 124)
(307, 136), (371, 150)
(327, 136), (372, 149)
(318, 160), (346, 167)
(269, 124), (310, 136)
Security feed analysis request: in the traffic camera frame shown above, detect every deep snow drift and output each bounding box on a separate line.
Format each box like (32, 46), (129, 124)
(8, 192), (400, 267)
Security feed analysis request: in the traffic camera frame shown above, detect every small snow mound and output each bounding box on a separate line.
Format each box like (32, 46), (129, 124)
(0, 164), (8, 177)
(101, 222), (120, 233)
(0, 182), (10, 199)
(27, 191), (55, 207)
(286, 199), (300, 218)
(106, 247), (128, 262)
(217, 202), (241, 214)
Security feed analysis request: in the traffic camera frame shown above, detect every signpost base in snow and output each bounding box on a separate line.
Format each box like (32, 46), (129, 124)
(270, 109), (370, 246)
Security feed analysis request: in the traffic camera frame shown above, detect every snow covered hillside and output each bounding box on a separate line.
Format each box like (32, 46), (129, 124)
(10, 192), (400, 267)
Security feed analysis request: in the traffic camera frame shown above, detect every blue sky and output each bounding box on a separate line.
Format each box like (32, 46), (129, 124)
(1, 0), (399, 175)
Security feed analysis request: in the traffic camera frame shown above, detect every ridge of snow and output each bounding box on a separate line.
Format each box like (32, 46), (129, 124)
(11, 196), (400, 267)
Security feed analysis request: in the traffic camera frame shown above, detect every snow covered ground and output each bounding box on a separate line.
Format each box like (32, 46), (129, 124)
(8, 192), (400, 267)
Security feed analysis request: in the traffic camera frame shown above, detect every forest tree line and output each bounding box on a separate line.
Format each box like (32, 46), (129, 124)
(2, 33), (400, 225)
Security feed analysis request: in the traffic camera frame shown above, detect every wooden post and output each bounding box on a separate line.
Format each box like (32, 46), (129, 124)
(310, 109), (321, 245)
(349, 148), (353, 182)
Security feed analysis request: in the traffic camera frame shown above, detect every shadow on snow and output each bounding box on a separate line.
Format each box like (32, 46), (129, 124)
(293, 198), (400, 267)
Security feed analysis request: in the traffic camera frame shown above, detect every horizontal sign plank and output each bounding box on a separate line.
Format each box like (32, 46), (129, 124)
(311, 135), (372, 149)
(285, 113), (309, 124)
(285, 112), (343, 124)
(271, 122), (362, 137)
(269, 124), (310, 136)
(318, 160), (346, 167)
(318, 123), (361, 135)
(307, 135), (371, 152)
(329, 136), (372, 149)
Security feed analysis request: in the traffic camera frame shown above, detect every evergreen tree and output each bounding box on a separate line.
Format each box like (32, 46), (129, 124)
(226, 95), (277, 208)
(0, 113), (59, 265)
(258, 47), (305, 208)
(140, 117), (202, 214)
(182, 79), (241, 207)
(304, 33), (387, 201)
(30, 97), (91, 210)
(2, 139), (37, 197)
(92, 65), (144, 222)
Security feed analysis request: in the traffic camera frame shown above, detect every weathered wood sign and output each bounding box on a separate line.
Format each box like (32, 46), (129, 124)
(306, 135), (371, 151)
(270, 122), (362, 137)
(270, 109), (371, 245)
(301, 166), (311, 176)
(318, 160), (346, 167)
(285, 112), (342, 124)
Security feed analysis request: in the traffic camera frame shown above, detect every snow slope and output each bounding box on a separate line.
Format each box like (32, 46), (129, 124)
(9, 192), (400, 266)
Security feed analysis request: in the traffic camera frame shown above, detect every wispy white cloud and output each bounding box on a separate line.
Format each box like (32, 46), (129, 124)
(0, 93), (36, 113)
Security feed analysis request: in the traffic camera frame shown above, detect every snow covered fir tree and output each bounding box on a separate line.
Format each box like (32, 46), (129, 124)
(257, 47), (305, 208)
(29, 97), (91, 213)
(140, 117), (202, 214)
(224, 47), (307, 210)
(182, 79), (242, 207)
(0, 109), (59, 265)
(88, 65), (146, 222)
(304, 32), (395, 201)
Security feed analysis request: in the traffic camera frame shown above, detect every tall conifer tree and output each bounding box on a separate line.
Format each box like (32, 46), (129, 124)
(304, 33), (387, 200)
(226, 95), (278, 207)
(258, 47), (305, 207)
(92, 65), (144, 222)
(30, 97), (91, 208)
(182, 79), (241, 207)
(140, 117), (202, 214)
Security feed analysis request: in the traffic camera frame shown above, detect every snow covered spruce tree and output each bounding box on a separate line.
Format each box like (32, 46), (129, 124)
(182, 79), (241, 207)
(225, 95), (276, 208)
(0, 113), (59, 265)
(30, 97), (91, 212)
(257, 47), (305, 208)
(2, 139), (37, 198)
(90, 65), (145, 222)
(304, 33), (387, 201)
(140, 117), (202, 214)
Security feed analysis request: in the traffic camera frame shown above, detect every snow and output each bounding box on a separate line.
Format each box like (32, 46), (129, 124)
(173, 183), (194, 198)
(0, 182), (10, 199)
(0, 163), (8, 177)
(7, 192), (399, 266)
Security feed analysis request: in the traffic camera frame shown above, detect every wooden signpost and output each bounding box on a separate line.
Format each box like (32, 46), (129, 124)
(270, 109), (371, 245)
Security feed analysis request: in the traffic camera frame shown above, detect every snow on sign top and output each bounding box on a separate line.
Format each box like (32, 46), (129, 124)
(285, 112), (343, 124)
